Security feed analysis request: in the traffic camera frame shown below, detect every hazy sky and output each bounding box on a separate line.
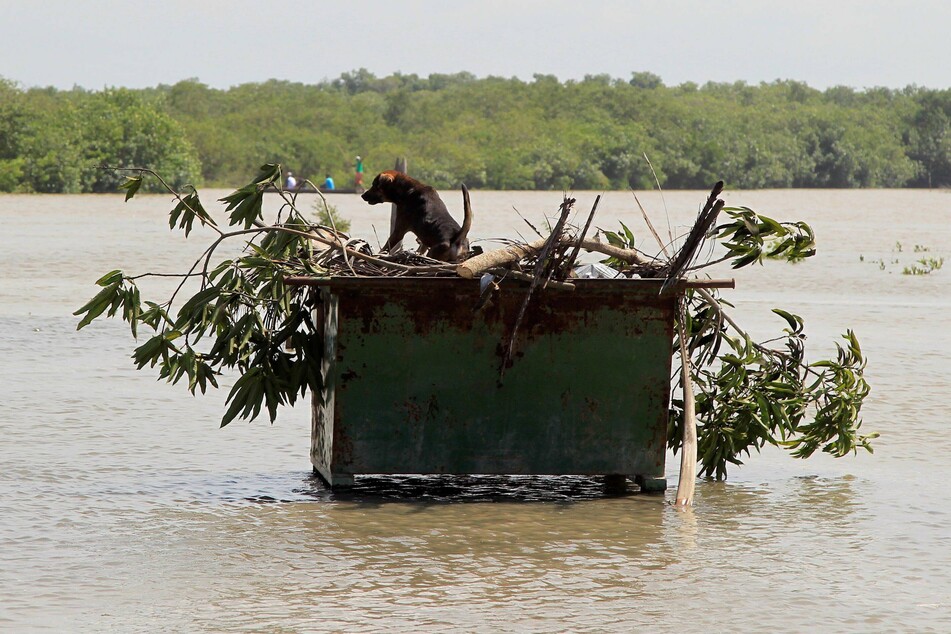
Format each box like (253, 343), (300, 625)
(2, 0), (949, 91)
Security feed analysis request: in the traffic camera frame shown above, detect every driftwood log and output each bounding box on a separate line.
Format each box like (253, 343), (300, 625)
(456, 237), (653, 279)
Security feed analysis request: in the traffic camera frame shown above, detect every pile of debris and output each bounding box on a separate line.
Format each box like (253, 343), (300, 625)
(297, 182), (724, 292)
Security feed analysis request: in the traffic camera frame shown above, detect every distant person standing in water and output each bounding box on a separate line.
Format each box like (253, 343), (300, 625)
(323, 174), (335, 191)
(354, 156), (364, 190)
(285, 171), (297, 190)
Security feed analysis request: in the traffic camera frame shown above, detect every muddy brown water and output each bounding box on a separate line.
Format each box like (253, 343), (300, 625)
(1, 189), (949, 631)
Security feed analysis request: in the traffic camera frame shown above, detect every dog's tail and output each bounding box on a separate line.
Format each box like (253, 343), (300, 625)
(454, 183), (473, 246)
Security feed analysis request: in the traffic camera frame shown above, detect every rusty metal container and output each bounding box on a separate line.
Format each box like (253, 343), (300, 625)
(309, 277), (682, 491)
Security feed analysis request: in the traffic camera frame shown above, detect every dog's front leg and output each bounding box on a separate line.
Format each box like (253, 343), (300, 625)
(382, 224), (410, 253)
(415, 238), (428, 256)
(381, 203), (413, 253)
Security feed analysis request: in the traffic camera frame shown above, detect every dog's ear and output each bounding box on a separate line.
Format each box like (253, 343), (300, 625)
(378, 172), (395, 183)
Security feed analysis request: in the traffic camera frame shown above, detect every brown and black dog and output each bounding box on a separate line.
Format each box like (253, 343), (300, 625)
(361, 170), (472, 263)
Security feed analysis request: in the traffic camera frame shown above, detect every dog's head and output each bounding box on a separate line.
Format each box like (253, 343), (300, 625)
(361, 170), (404, 205)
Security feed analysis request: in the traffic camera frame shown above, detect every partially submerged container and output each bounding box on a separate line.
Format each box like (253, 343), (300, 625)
(300, 276), (727, 491)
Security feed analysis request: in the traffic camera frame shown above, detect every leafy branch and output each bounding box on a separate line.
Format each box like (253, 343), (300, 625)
(598, 192), (870, 479)
(668, 276), (875, 481)
(690, 206), (817, 270)
(76, 164), (332, 427)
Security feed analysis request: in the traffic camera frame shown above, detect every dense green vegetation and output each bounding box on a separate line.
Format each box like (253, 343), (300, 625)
(3, 70), (951, 192)
(0, 79), (198, 193)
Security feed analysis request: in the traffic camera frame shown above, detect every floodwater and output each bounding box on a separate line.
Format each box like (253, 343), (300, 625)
(1, 187), (949, 632)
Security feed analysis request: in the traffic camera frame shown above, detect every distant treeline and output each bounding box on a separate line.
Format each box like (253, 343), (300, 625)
(3, 70), (951, 192)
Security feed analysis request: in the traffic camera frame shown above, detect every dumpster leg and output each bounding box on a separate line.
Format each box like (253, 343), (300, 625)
(604, 474), (628, 494)
(635, 474), (668, 493)
(330, 472), (355, 488)
(312, 466), (355, 488)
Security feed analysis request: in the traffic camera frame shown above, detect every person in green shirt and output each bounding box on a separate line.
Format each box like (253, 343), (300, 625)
(354, 156), (364, 190)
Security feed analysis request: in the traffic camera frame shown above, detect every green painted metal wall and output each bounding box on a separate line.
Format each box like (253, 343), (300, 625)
(312, 278), (675, 486)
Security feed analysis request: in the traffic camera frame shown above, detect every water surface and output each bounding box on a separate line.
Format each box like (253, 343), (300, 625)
(1, 188), (949, 631)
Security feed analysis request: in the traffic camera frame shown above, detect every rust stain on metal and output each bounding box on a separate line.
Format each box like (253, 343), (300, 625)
(425, 394), (441, 421)
(332, 421), (354, 464)
(401, 398), (423, 423)
(581, 397), (602, 425)
(322, 277), (676, 341)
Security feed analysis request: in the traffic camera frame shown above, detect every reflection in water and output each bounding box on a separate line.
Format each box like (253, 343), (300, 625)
(303, 473), (648, 502)
(91, 474), (675, 632)
(670, 502), (700, 554)
(73, 473), (886, 632)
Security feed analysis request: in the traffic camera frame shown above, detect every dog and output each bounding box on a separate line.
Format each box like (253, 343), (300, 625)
(361, 170), (472, 263)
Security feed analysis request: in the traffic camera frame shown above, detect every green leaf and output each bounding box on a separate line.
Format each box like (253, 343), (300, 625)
(758, 215), (787, 236)
(95, 270), (124, 286)
(119, 176), (143, 201)
(603, 231), (624, 248)
(620, 221), (635, 246)
(772, 308), (803, 334)
(223, 188), (265, 229)
(219, 164), (281, 229)
(74, 281), (122, 329)
(731, 251), (761, 268)
(169, 189), (216, 237)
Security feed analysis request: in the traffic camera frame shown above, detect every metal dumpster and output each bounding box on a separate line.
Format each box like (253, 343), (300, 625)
(308, 277), (684, 491)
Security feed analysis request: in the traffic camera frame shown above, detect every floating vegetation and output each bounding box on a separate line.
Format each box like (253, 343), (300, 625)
(903, 257), (944, 276)
(864, 244), (944, 275)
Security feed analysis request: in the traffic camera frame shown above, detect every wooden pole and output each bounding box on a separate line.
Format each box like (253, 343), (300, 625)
(675, 304), (697, 506)
(389, 157), (407, 252)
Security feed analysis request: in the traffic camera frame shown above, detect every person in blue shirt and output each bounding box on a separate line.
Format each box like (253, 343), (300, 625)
(323, 174), (335, 191)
